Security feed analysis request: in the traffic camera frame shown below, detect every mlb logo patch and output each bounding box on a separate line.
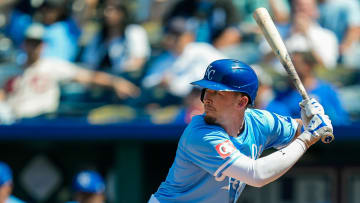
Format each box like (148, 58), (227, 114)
(216, 140), (236, 159)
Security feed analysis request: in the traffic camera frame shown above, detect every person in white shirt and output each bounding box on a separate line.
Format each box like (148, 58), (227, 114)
(0, 23), (140, 123)
(142, 17), (226, 98)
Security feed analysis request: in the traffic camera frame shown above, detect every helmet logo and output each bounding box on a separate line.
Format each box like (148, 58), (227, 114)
(206, 66), (216, 80)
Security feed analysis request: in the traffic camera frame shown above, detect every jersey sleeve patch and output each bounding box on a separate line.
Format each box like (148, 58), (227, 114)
(215, 140), (236, 159)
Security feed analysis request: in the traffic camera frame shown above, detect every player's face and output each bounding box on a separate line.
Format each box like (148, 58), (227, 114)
(203, 89), (239, 125)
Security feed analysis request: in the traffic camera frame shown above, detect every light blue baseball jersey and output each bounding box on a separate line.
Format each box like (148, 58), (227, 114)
(153, 108), (298, 203)
(6, 195), (25, 203)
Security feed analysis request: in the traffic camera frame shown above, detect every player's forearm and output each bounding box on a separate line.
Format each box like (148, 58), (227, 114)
(223, 138), (306, 187)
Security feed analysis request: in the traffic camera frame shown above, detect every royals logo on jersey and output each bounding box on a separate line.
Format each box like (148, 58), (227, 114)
(215, 140), (236, 159)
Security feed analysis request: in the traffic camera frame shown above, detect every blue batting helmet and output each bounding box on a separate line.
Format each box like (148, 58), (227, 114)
(72, 170), (105, 194)
(191, 59), (259, 106)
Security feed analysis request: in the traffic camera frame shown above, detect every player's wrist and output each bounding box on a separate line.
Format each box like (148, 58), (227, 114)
(295, 137), (308, 151)
(296, 131), (319, 150)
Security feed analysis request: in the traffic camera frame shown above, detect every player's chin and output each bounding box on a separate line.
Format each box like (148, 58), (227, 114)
(204, 114), (217, 125)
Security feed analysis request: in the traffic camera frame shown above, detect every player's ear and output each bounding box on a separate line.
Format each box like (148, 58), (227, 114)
(237, 95), (248, 109)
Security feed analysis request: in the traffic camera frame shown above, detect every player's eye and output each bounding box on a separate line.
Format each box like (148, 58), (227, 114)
(217, 91), (225, 96)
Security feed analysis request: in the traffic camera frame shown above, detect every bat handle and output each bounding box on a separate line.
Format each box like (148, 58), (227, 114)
(301, 93), (310, 101)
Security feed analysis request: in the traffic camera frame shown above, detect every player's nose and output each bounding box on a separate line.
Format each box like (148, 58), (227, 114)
(203, 89), (215, 104)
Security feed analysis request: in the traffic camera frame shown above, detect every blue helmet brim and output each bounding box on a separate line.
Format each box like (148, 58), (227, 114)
(191, 79), (237, 91)
(191, 79), (256, 106)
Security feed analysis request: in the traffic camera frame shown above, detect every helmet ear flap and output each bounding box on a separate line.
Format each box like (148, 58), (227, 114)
(200, 88), (207, 103)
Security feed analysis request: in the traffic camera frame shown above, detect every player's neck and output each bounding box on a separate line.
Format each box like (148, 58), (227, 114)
(223, 112), (245, 138)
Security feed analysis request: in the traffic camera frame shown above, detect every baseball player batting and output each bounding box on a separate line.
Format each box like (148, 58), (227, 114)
(148, 59), (333, 203)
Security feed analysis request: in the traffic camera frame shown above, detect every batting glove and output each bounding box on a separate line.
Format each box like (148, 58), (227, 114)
(306, 114), (333, 138)
(299, 98), (325, 127)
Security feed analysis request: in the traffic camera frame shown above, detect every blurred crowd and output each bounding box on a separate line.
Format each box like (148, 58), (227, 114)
(0, 160), (107, 203)
(0, 0), (359, 126)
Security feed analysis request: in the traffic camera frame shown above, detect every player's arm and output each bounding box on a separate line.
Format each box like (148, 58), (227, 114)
(223, 132), (310, 188)
(223, 136), (306, 187)
(222, 114), (331, 187)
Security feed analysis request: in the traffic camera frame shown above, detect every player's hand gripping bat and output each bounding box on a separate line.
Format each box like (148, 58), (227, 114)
(253, 7), (334, 143)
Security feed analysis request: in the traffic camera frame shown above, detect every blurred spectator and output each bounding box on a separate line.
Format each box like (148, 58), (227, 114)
(260, 0), (339, 70)
(0, 23), (139, 123)
(222, 0), (290, 64)
(265, 51), (350, 125)
(80, 0), (150, 78)
(232, 0), (291, 33)
(71, 0), (102, 49)
(0, 161), (24, 203)
(72, 0), (101, 27)
(286, 0), (339, 68)
(147, 88), (204, 124)
(68, 170), (105, 203)
(251, 64), (274, 109)
(174, 88), (204, 124)
(0, 0), (33, 66)
(140, 17), (226, 108)
(0, 0), (33, 47)
(317, 0), (360, 67)
(164, 0), (241, 49)
(37, 0), (81, 62)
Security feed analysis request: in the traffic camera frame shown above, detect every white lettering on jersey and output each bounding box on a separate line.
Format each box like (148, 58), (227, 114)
(251, 144), (263, 159)
(231, 179), (240, 190)
(221, 185), (230, 190)
(215, 173), (226, 182)
(251, 144), (257, 159)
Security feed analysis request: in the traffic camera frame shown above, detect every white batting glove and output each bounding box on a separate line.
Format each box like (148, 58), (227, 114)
(306, 114), (333, 138)
(297, 114), (333, 148)
(299, 98), (325, 128)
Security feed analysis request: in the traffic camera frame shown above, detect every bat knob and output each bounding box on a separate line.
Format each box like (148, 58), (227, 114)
(321, 132), (334, 144)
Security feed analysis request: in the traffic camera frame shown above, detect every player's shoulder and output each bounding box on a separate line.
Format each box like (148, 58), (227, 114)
(245, 108), (274, 122)
(245, 108), (292, 129)
(182, 115), (228, 143)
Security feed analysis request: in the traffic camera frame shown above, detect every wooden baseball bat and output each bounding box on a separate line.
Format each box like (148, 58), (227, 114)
(253, 7), (334, 143)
